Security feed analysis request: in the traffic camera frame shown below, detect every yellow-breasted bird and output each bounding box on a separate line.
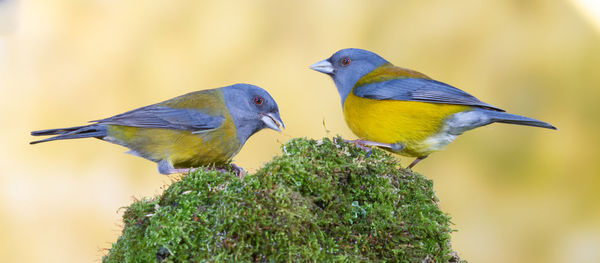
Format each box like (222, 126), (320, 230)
(310, 48), (556, 169)
(30, 83), (284, 175)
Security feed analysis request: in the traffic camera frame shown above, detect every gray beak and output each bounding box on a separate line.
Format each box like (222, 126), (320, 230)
(261, 112), (285, 132)
(310, 59), (335, 74)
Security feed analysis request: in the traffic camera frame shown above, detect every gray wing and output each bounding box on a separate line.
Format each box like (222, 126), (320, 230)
(92, 105), (225, 132)
(353, 78), (504, 111)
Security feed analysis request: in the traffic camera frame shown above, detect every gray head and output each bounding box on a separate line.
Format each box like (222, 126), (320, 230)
(221, 83), (284, 145)
(310, 48), (389, 104)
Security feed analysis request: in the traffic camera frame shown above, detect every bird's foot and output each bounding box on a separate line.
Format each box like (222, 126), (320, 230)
(172, 168), (193, 174)
(157, 160), (245, 177)
(158, 160), (190, 175)
(343, 139), (374, 152)
(229, 163), (246, 178)
(203, 164), (246, 178)
(343, 139), (406, 157)
(342, 139), (394, 158)
(343, 139), (402, 150)
(202, 164), (246, 177)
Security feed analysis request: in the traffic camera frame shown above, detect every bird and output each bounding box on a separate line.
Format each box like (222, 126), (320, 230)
(30, 83), (285, 175)
(310, 48), (556, 169)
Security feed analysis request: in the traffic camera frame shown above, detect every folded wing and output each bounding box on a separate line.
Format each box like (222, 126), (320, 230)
(353, 78), (504, 112)
(92, 105), (225, 132)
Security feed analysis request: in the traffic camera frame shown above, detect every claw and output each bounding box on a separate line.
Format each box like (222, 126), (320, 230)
(343, 139), (372, 152)
(230, 163), (246, 178)
(364, 148), (372, 158)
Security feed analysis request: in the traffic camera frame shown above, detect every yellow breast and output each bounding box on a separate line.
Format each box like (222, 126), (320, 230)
(343, 92), (469, 157)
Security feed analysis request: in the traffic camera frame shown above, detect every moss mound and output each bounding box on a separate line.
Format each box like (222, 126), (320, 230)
(103, 137), (464, 262)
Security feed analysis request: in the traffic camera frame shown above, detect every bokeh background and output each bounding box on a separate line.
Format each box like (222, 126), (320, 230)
(1, 0), (599, 262)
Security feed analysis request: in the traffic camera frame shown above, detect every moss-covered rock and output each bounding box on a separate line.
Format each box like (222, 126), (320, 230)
(103, 137), (464, 262)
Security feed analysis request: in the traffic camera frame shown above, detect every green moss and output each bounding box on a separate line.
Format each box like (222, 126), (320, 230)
(103, 137), (465, 262)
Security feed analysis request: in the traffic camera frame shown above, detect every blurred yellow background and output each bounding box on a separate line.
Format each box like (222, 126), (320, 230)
(1, 0), (599, 262)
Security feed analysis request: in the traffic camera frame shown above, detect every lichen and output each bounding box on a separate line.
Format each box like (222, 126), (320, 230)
(103, 137), (465, 262)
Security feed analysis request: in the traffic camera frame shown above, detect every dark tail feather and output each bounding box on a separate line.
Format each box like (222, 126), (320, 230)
(485, 111), (557, 130)
(30, 125), (107, 144)
(30, 125), (90, 136)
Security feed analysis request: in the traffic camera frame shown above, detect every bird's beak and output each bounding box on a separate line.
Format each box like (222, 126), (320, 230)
(261, 112), (285, 132)
(310, 59), (334, 74)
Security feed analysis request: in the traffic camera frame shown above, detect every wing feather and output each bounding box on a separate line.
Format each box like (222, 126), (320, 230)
(92, 105), (224, 131)
(353, 78), (504, 111)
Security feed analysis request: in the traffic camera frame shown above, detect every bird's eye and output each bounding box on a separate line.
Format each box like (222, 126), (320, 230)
(341, 57), (351, 66)
(253, 96), (264, 105)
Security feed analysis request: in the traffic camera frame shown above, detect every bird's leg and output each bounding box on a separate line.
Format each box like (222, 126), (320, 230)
(229, 163), (246, 178)
(344, 139), (405, 151)
(343, 139), (373, 157)
(204, 164), (246, 177)
(343, 139), (393, 150)
(388, 142), (405, 152)
(343, 139), (402, 158)
(157, 160), (243, 176)
(199, 165), (245, 177)
(343, 139), (371, 152)
(158, 160), (188, 175)
(407, 156), (428, 169)
(345, 139), (394, 148)
(173, 168), (193, 174)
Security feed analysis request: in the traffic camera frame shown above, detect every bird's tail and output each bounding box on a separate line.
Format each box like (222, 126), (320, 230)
(30, 124), (107, 144)
(484, 110), (557, 130)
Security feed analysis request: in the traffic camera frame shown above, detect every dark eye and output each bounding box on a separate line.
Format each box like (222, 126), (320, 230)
(341, 57), (351, 66)
(253, 96), (264, 105)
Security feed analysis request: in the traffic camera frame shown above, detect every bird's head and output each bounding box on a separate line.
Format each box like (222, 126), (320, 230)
(222, 84), (284, 144)
(310, 48), (389, 104)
